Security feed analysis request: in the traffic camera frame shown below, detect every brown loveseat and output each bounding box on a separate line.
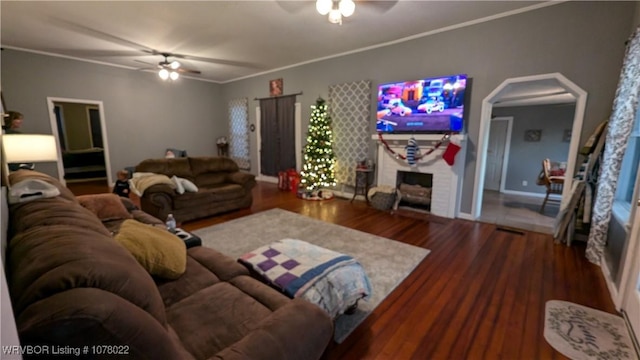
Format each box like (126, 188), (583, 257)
(5, 170), (333, 359)
(135, 157), (256, 223)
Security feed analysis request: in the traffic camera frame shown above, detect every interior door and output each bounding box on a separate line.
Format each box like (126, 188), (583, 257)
(484, 119), (509, 191)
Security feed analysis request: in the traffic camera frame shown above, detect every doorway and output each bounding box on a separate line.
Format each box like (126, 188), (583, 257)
(255, 102), (302, 183)
(484, 117), (512, 191)
(472, 73), (587, 228)
(47, 97), (113, 186)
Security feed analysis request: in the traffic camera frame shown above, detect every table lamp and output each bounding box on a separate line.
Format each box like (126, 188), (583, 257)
(2, 134), (59, 186)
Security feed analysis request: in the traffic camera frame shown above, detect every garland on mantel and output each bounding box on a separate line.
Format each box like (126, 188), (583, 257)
(376, 132), (451, 161)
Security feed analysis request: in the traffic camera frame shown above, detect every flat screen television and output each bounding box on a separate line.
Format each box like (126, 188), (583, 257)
(376, 74), (468, 134)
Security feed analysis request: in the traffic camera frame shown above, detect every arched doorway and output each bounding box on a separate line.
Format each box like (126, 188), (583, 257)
(471, 72), (588, 220)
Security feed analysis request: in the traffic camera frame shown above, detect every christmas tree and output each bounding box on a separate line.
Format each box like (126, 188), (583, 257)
(300, 97), (336, 191)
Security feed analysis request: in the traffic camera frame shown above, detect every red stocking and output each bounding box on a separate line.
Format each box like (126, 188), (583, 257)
(443, 138), (461, 166)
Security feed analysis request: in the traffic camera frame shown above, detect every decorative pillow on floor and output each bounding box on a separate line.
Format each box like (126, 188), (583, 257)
(114, 219), (186, 279)
(77, 193), (133, 221)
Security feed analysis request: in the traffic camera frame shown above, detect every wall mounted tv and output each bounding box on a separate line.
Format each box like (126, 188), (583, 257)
(376, 74), (468, 134)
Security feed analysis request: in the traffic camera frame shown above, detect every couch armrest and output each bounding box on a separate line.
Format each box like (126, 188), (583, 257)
(214, 298), (333, 360)
(139, 185), (175, 222)
(227, 172), (256, 190)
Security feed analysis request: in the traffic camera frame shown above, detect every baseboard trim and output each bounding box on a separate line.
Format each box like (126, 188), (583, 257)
(256, 175), (278, 184)
(457, 212), (475, 221)
(601, 254), (621, 309)
(501, 189), (562, 200)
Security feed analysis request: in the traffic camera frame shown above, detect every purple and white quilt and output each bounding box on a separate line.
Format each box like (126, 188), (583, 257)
(239, 238), (372, 318)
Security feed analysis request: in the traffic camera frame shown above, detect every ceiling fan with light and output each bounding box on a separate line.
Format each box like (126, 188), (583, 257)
(316, 0), (355, 25)
(136, 53), (202, 81)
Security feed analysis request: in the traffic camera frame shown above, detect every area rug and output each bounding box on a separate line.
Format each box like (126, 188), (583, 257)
(544, 300), (638, 360)
(193, 208), (430, 343)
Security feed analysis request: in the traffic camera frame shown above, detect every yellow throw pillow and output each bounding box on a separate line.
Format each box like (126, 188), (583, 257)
(114, 220), (186, 279)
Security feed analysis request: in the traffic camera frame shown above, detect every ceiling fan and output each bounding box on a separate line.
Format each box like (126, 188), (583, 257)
(136, 53), (201, 80)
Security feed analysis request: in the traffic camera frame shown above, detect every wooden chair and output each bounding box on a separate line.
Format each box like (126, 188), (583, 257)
(537, 158), (565, 213)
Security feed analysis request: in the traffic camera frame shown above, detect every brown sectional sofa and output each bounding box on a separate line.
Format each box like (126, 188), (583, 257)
(5, 170), (333, 359)
(135, 157), (256, 224)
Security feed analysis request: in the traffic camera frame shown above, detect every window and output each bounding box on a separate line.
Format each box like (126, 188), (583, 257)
(614, 107), (640, 226)
(228, 98), (250, 170)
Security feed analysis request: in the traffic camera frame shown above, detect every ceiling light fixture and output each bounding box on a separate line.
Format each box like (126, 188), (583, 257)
(158, 67), (179, 81)
(316, 0), (355, 25)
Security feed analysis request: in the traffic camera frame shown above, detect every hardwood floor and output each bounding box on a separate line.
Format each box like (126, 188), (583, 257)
(68, 181), (617, 360)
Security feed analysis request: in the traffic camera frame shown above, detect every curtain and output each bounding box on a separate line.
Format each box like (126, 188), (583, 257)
(329, 80), (371, 186)
(228, 98), (250, 170)
(259, 95), (296, 176)
(586, 26), (640, 264)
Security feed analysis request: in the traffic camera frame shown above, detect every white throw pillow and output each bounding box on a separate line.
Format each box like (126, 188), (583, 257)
(180, 178), (198, 193)
(172, 176), (185, 194)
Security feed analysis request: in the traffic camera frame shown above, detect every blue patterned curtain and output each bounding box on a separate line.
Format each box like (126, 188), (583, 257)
(586, 26), (640, 264)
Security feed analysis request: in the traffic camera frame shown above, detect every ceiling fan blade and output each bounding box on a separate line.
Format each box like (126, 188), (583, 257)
(177, 68), (202, 75)
(169, 53), (264, 69)
(275, 1), (309, 14)
(38, 49), (145, 58)
(47, 18), (154, 53)
(134, 59), (156, 66)
(360, 0), (398, 14)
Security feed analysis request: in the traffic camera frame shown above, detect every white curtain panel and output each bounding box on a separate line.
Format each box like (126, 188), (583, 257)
(228, 98), (250, 170)
(586, 26), (640, 264)
(329, 80), (371, 186)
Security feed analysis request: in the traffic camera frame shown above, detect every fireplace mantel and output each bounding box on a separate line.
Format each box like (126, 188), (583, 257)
(373, 135), (466, 218)
(371, 133), (467, 141)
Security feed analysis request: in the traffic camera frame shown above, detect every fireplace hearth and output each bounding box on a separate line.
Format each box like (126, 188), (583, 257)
(395, 171), (433, 212)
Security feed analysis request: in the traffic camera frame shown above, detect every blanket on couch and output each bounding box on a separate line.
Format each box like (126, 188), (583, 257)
(130, 173), (175, 196)
(239, 238), (372, 317)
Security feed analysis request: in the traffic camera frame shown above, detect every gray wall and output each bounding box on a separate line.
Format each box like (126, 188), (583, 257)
(1, 49), (223, 180)
(1, 2), (636, 213)
(493, 104), (574, 194)
(221, 1), (635, 214)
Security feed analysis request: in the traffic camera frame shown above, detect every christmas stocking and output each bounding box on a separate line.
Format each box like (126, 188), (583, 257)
(443, 135), (462, 166)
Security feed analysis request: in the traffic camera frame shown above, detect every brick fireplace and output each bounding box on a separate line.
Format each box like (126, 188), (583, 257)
(373, 134), (465, 218)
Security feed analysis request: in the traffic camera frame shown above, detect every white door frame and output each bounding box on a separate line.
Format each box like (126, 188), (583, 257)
(471, 73), (587, 219)
(46, 97), (113, 186)
(255, 103), (302, 183)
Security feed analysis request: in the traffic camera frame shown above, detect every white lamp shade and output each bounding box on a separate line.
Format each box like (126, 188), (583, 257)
(3, 134), (59, 163)
(159, 68), (169, 80)
(170, 71), (179, 80)
(339, 0), (355, 17)
(170, 60), (180, 70)
(328, 8), (342, 24)
(316, 0), (332, 15)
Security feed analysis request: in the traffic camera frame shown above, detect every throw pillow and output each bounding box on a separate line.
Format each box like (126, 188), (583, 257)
(77, 193), (133, 221)
(172, 176), (185, 194)
(114, 219), (186, 279)
(180, 178), (199, 193)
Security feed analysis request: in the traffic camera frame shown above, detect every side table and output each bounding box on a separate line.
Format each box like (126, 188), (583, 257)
(351, 168), (374, 204)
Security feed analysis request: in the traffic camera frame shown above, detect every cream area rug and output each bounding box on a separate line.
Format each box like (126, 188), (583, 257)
(193, 208), (430, 343)
(544, 300), (639, 360)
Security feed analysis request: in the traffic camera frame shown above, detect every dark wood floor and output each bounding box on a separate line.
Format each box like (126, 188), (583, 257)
(68, 180), (617, 360)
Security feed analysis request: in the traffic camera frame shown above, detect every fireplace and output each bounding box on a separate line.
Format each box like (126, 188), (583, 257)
(373, 134), (466, 219)
(395, 171), (433, 212)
